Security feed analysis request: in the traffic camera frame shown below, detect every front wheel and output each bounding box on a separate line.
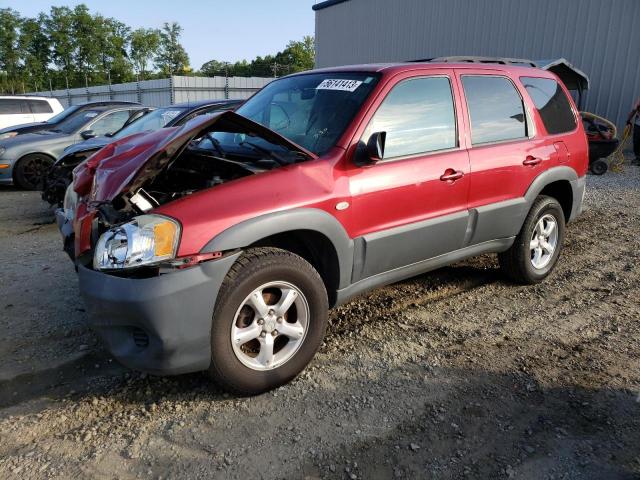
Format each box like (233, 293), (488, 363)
(209, 248), (328, 395)
(499, 195), (565, 284)
(14, 153), (54, 190)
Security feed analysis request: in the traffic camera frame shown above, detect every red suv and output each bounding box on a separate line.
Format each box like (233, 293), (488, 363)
(64, 62), (587, 394)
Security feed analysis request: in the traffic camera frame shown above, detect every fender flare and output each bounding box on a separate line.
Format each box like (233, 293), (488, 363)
(523, 165), (585, 223)
(523, 165), (578, 203)
(200, 208), (354, 288)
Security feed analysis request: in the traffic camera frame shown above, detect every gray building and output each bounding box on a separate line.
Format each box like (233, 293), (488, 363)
(313, 0), (640, 128)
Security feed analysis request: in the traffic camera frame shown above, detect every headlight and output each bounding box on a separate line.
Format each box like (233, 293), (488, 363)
(0, 132), (17, 140)
(0, 146), (6, 157)
(93, 215), (180, 270)
(63, 185), (78, 221)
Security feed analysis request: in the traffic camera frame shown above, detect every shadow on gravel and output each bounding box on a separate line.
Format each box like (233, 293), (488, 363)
(306, 367), (640, 480)
(94, 364), (639, 480)
(0, 351), (125, 409)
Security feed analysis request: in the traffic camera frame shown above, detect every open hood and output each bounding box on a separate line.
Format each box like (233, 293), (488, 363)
(74, 110), (316, 203)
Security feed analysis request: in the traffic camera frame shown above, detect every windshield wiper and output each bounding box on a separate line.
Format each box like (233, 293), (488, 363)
(205, 133), (226, 157)
(238, 140), (289, 166)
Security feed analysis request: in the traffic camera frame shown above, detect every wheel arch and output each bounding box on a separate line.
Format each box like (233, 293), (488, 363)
(200, 208), (354, 307)
(524, 166), (580, 223)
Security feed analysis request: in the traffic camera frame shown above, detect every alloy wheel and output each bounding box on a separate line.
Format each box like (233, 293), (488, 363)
(231, 281), (309, 371)
(529, 213), (558, 269)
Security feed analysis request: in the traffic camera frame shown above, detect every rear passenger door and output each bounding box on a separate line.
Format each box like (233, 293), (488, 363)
(457, 70), (556, 245)
(348, 70), (470, 280)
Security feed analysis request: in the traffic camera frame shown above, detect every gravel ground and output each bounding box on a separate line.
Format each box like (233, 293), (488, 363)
(0, 163), (639, 480)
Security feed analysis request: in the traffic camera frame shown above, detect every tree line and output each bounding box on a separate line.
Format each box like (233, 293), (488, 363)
(0, 5), (315, 94)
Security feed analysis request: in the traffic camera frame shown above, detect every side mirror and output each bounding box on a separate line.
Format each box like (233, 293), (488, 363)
(80, 129), (96, 140)
(366, 131), (386, 162)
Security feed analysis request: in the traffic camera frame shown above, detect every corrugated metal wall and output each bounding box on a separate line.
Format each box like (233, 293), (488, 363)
(28, 75), (273, 108)
(315, 0), (640, 128)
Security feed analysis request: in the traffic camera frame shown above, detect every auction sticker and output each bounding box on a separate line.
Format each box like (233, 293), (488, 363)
(316, 79), (363, 92)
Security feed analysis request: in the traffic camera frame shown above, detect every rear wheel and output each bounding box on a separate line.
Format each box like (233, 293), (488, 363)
(14, 153), (53, 190)
(209, 248), (328, 395)
(499, 195), (565, 284)
(590, 159), (608, 175)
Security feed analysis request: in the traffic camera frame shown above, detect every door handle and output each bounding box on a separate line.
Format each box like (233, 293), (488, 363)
(440, 169), (464, 182)
(523, 156), (542, 166)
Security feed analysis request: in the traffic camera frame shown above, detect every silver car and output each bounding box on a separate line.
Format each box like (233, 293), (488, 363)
(0, 105), (147, 189)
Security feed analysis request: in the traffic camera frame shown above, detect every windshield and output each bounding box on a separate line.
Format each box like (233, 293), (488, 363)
(50, 110), (101, 134)
(113, 107), (186, 139)
(225, 72), (380, 155)
(46, 105), (81, 124)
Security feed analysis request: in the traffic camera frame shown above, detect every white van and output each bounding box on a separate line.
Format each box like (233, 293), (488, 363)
(0, 96), (64, 130)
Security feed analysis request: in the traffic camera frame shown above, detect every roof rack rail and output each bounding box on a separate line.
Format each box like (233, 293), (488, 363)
(408, 56), (538, 67)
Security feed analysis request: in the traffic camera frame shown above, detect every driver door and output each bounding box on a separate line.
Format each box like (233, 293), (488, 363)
(346, 70), (471, 281)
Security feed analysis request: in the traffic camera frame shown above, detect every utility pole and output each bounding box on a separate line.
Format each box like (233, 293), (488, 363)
(224, 61), (230, 99)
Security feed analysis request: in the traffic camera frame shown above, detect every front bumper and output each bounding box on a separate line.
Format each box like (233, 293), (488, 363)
(78, 252), (240, 375)
(0, 159), (14, 185)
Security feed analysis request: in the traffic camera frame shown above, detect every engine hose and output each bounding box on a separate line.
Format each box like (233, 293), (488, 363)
(580, 111), (631, 172)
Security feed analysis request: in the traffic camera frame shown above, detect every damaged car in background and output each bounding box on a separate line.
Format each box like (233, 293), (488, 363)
(61, 65), (587, 395)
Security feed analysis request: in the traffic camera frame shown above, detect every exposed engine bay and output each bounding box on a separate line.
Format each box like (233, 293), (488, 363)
(137, 148), (268, 207)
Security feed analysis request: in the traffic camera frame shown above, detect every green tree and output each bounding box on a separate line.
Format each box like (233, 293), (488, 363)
(18, 13), (50, 92)
(71, 4), (101, 85)
(46, 6), (75, 88)
(0, 8), (22, 92)
(278, 35), (315, 72)
(95, 16), (133, 83)
(155, 22), (190, 75)
(198, 36), (315, 79)
(200, 59), (228, 77)
(130, 28), (160, 80)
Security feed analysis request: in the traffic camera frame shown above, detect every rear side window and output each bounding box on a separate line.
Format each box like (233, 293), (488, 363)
(0, 99), (28, 114)
(28, 100), (54, 114)
(521, 77), (576, 134)
(461, 76), (527, 145)
(362, 76), (457, 159)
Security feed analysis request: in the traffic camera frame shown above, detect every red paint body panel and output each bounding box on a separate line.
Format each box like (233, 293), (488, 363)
(73, 63), (588, 260)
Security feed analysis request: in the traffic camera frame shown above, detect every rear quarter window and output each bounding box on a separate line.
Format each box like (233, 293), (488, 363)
(28, 100), (54, 114)
(520, 77), (577, 134)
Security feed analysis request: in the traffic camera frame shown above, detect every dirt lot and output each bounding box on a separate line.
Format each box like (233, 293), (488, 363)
(0, 165), (639, 480)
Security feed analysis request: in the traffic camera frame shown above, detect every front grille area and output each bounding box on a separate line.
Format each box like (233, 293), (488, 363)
(132, 328), (149, 348)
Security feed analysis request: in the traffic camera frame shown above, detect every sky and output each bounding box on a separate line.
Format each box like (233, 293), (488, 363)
(6, 0), (318, 69)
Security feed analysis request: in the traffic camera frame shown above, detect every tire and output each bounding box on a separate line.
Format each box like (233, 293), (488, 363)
(498, 195), (565, 284)
(14, 153), (54, 190)
(590, 159), (608, 175)
(208, 247), (328, 395)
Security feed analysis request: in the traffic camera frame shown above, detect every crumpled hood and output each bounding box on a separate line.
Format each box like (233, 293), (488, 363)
(73, 110), (316, 203)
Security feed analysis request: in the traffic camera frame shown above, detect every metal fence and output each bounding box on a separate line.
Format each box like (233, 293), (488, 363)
(26, 75), (273, 107)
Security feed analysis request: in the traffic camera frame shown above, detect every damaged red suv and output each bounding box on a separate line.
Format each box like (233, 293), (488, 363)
(62, 63), (587, 394)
